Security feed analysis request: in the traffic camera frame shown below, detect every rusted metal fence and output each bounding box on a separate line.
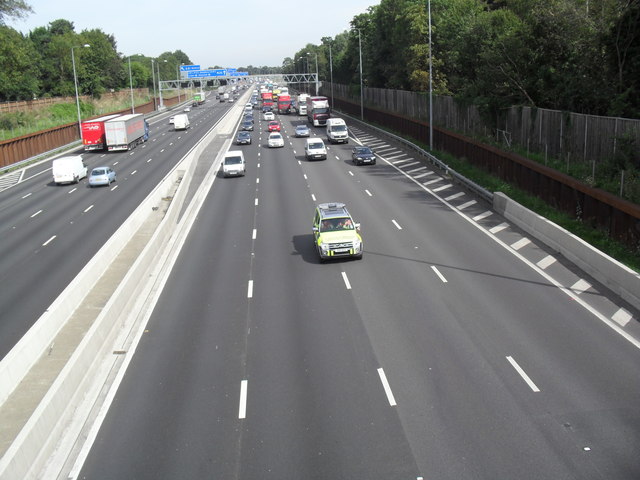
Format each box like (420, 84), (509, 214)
(328, 92), (640, 249)
(0, 94), (181, 168)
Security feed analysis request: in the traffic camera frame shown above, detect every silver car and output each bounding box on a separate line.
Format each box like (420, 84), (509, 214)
(88, 166), (116, 187)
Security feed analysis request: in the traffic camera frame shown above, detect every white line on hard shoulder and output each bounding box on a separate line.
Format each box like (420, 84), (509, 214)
(42, 235), (56, 246)
(431, 266), (448, 283)
(392, 219), (402, 230)
(30, 210), (42, 218)
(506, 356), (540, 392)
(377, 368), (397, 406)
(341, 271), (352, 290)
(84, 205), (93, 213)
(239, 380), (248, 419)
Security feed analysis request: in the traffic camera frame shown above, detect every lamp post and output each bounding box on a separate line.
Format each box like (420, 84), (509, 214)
(71, 44), (90, 140)
(307, 52), (318, 95)
(358, 28), (364, 120)
(128, 56), (135, 113)
(151, 58), (158, 111)
(329, 43), (334, 110)
(428, 0), (433, 150)
(157, 60), (164, 109)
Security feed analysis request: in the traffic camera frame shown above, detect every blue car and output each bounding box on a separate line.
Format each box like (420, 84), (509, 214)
(88, 166), (116, 187)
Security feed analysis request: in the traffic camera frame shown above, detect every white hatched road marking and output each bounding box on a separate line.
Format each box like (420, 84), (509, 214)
(511, 238), (531, 250)
(506, 356), (540, 392)
(489, 222), (508, 234)
(433, 184), (452, 192)
(612, 308), (632, 327)
(458, 200), (477, 210)
(537, 255), (556, 269)
(445, 192), (464, 201)
(423, 179), (440, 186)
(473, 211), (493, 222)
(413, 172), (430, 179)
(570, 279), (591, 295)
(402, 161), (420, 168)
(407, 166), (427, 174)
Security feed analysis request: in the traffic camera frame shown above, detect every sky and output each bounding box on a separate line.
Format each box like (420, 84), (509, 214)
(8, 0), (378, 69)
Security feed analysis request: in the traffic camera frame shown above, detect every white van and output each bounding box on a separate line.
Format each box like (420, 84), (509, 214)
(222, 150), (246, 177)
(173, 114), (190, 130)
(52, 155), (88, 185)
(326, 118), (349, 144)
(304, 138), (327, 161)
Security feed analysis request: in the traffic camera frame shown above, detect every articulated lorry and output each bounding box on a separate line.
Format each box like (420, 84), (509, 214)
(306, 96), (331, 126)
(82, 114), (121, 151)
(104, 114), (150, 151)
(297, 94), (309, 115)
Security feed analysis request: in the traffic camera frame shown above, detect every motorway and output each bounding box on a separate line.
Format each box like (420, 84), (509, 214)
(0, 99), (233, 360)
(69, 102), (640, 478)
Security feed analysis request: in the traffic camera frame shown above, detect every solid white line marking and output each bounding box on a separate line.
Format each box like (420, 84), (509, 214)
(42, 235), (56, 246)
(431, 266), (448, 283)
(511, 237), (531, 250)
(239, 380), (248, 419)
(506, 356), (540, 392)
(365, 189), (372, 197)
(247, 280), (254, 298)
(570, 279), (591, 295)
(252, 229), (257, 240)
(537, 255), (556, 269)
(458, 200), (477, 210)
(30, 210), (42, 218)
(433, 184), (452, 192)
(311, 193), (316, 201)
(84, 205), (94, 213)
(377, 368), (397, 406)
(392, 219), (402, 230)
(254, 198), (259, 206)
(473, 211), (493, 222)
(68, 188), (77, 194)
(341, 272), (352, 290)
(612, 308), (632, 326)
(22, 193), (32, 198)
(489, 222), (509, 234)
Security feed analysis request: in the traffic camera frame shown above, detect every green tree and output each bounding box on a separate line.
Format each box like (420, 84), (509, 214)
(0, 0), (32, 24)
(0, 25), (39, 100)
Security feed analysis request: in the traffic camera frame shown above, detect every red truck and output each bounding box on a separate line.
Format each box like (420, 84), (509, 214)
(81, 114), (121, 151)
(261, 91), (274, 110)
(277, 94), (292, 114)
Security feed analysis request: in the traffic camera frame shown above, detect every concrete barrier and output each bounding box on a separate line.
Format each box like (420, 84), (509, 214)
(0, 101), (244, 479)
(494, 192), (640, 310)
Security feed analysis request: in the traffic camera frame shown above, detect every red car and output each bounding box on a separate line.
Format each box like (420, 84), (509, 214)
(267, 121), (281, 132)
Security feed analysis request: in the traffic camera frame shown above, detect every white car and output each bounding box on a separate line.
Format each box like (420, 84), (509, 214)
(268, 132), (284, 148)
(169, 116), (175, 124)
(183, 106), (191, 112)
(263, 111), (275, 121)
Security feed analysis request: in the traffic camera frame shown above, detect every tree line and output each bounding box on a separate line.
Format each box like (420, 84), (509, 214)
(283, 0), (640, 120)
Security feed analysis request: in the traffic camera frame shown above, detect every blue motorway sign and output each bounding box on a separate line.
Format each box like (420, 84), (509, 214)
(180, 65), (201, 71)
(187, 69), (228, 78)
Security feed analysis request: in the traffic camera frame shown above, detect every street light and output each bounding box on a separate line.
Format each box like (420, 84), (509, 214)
(128, 55), (135, 113)
(428, 0), (433, 150)
(328, 43), (334, 110)
(357, 29), (364, 120)
(71, 44), (90, 140)
(307, 52), (318, 95)
(151, 58), (158, 111)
